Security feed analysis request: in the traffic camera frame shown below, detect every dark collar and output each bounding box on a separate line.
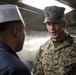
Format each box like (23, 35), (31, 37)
(0, 42), (19, 58)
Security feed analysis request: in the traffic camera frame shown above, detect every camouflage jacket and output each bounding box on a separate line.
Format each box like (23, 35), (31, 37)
(33, 34), (76, 75)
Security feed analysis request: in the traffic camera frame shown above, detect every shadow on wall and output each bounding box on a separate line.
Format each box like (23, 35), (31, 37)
(27, 60), (34, 71)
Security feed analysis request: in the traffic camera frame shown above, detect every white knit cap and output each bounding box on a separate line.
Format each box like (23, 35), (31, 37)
(0, 4), (24, 23)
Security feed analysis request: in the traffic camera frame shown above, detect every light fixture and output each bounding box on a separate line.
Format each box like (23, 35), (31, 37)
(22, 0), (74, 14)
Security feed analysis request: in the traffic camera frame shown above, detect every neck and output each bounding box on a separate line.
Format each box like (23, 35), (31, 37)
(0, 36), (16, 52)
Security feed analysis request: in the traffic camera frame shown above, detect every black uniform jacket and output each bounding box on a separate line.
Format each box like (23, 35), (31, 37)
(0, 42), (31, 75)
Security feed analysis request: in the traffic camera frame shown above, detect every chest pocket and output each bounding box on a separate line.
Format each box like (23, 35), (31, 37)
(58, 46), (76, 67)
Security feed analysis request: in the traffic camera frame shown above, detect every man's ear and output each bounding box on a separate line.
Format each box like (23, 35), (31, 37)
(12, 26), (19, 37)
(62, 19), (67, 28)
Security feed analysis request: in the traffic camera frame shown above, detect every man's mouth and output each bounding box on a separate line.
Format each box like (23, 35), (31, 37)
(50, 32), (56, 35)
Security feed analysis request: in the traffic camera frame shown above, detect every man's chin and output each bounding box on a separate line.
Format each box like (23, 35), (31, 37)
(51, 35), (57, 40)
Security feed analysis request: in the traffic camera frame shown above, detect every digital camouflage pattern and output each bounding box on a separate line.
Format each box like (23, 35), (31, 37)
(43, 6), (65, 23)
(33, 34), (76, 75)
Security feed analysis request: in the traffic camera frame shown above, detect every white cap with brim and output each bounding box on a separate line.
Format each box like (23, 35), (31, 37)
(0, 4), (24, 23)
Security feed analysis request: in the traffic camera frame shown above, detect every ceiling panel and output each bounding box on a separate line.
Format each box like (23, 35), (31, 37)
(57, 0), (76, 8)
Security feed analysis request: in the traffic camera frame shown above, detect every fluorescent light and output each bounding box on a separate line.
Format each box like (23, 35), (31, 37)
(22, 0), (73, 14)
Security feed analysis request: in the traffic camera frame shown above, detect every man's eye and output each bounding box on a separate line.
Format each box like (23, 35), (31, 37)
(52, 22), (57, 25)
(46, 21), (61, 25)
(46, 22), (51, 25)
(52, 21), (61, 25)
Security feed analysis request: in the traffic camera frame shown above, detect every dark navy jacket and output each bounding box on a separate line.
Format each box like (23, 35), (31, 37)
(0, 43), (31, 75)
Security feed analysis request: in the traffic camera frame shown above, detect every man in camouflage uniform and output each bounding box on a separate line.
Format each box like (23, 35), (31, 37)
(33, 6), (76, 75)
